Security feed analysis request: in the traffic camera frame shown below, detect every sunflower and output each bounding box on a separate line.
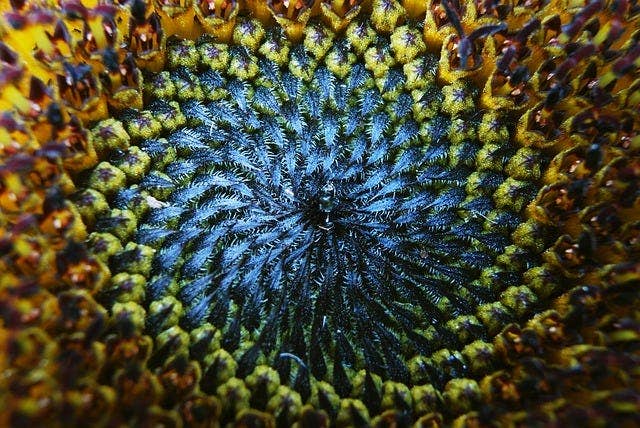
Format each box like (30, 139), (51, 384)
(1, 0), (639, 426)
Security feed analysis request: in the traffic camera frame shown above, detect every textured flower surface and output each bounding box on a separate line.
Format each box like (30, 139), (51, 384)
(131, 32), (538, 392)
(1, 0), (639, 427)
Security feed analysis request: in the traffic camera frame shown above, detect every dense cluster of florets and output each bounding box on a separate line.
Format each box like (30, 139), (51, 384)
(94, 20), (546, 395)
(1, 0), (639, 426)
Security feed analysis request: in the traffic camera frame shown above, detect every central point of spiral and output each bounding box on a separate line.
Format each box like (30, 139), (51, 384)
(314, 181), (338, 230)
(318, 182), (336, 214)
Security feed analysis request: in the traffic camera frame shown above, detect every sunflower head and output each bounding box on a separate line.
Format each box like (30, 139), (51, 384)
(1, 0), (639, 426)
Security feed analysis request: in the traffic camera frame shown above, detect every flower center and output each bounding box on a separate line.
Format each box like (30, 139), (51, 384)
(85, 17), (545, 392)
